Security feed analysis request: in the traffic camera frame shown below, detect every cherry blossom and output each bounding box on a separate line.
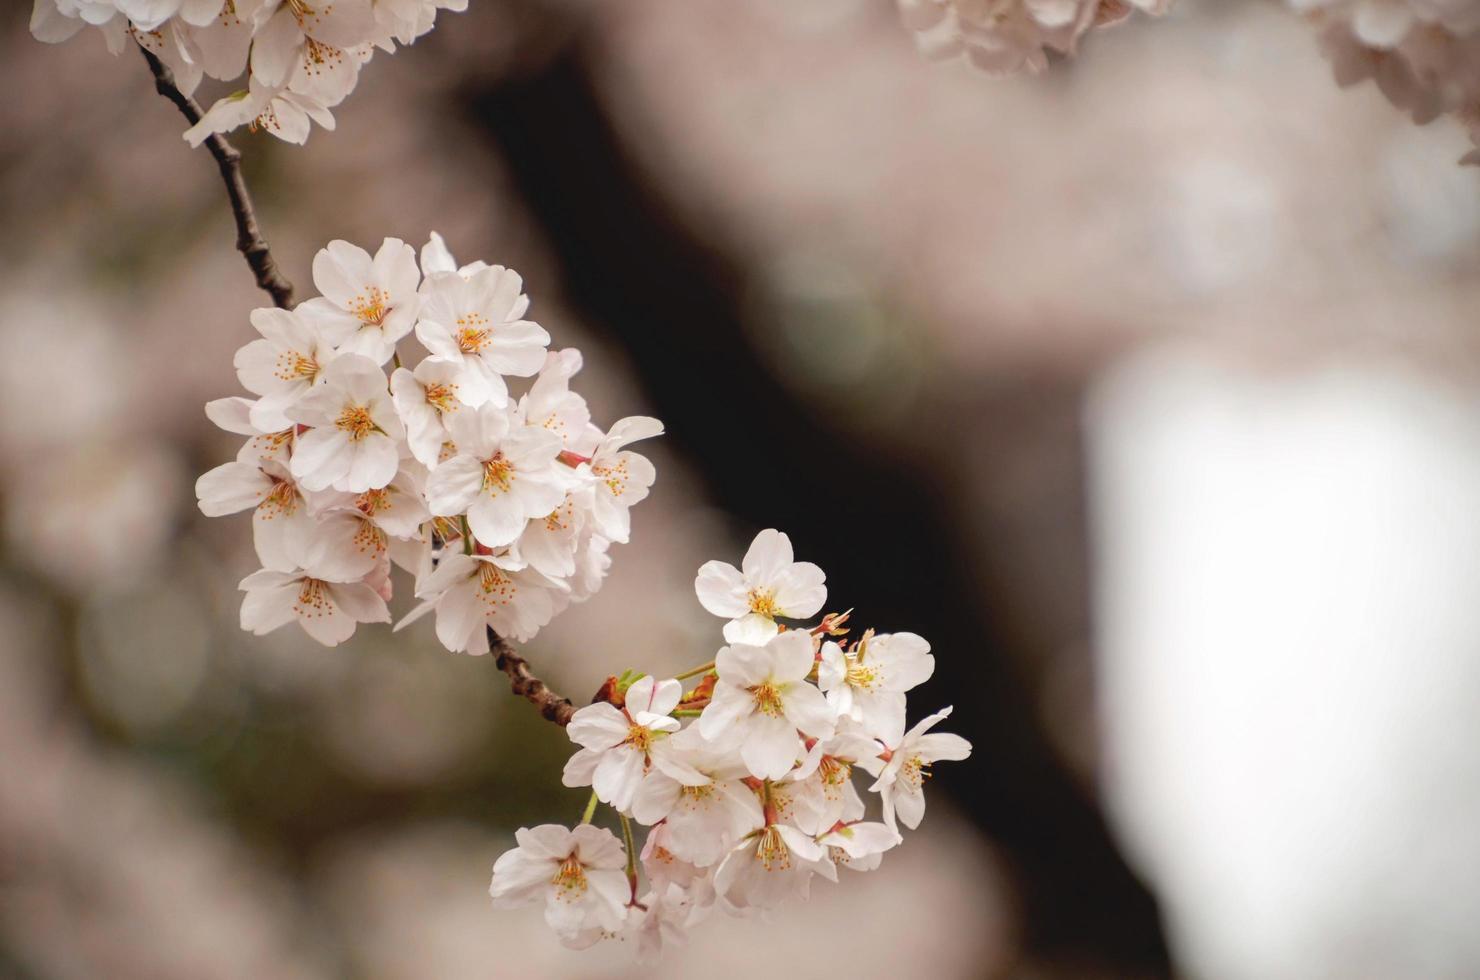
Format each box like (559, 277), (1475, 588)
(425, 403), (566, 548)
(695, 528), (827, 643)
(488, 824), (630, 948)
(562, 676), (683, 811)
(232, 306), (336, 431)
(860, 706), (973, 831)
(415, 264), (550, 408)
(585, 416), (663, 545)
(297, 239), (422, 364)
(238, 564), (390, 647)
(286, 353), (404, 493)
(817, 630), (936, 743)
(698, 629), (835, 780)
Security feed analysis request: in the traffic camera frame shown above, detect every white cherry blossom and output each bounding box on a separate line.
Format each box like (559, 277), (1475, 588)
(698, 629), (835, 780)
(585, 416), (663, 545)
(816, 821), (901, 874)
(631, 727), (765, 866)
(488, 824), (629, 948)
(389, 357), (465, 466)
(695, 528), (826, 644)
(286, 353), (404, 492)
(238, 563), (390, 646)
(400, 551), (559, 649)
(817, 631), (936, 743)
(860, 706), (972, 831)
(185, 77), (337, 147)
(424, 403), (565, 548)
(298, 239), (421, 364)
(415, 264), (549, 408)
(713, 822), (834, 911)
(232, 306), (336, 431)
(562, 675), (683, 812)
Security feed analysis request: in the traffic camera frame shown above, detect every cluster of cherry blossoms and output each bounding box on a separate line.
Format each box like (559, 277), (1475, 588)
(196, 232), (661, 649)
(29, 0), (464, 145)
(897, 0), (1172, 75)
(489, 530), (972, 960)
(1292, 0), (1480, 163)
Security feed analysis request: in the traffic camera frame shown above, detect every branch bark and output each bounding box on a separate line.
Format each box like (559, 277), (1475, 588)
(488, 627), (576, 726)
(138, 45), (295, 309)
(140, 44), (578, 728)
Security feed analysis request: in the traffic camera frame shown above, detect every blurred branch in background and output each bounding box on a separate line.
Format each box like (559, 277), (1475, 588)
(461, 28), (1171, 975)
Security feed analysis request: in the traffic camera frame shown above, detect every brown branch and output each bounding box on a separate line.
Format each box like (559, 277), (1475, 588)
(137, 44), (295, 309)
(488, 627), (576, 726)
(139, 45), (578, 730)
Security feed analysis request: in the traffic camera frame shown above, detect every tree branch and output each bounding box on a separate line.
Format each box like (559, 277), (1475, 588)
(138, 45), (295, 309)
(488, 627), (576, 726)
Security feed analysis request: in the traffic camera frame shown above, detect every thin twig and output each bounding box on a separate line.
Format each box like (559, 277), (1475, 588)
(141, 44), (578, 729)
(137, 44), (295, 309)
(489, 627), (577, 726)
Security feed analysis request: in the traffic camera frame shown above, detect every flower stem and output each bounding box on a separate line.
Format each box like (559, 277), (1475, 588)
(673, 661), (715, 682)
(619, 811), (639, 901)
(579, 790), (599, 825)
(460, 515), (474, 556)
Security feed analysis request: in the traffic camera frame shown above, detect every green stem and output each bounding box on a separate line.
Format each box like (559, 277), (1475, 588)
(619, 811), (639, 888)
(579, 789), (599, 825)
(460, 515), (474, 556)
(673, 661), (716, 682)
(671, 708), (703, 718)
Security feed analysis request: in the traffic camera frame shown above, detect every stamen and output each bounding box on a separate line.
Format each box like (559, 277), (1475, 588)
(750, 680), (785, 718)
(550, 855), (588, 900)
(335, 404), (377, 441)
(482, 453), (513, 494)
(747, 588), (779, 618)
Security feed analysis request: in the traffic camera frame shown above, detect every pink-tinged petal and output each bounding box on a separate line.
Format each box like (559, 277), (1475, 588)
(434, 581), (484, 654)
(467, 493), (527, 549)
(645, 678), (684, 717)
(247, 6), (301, 87)
(205, 396), (258, 435)
(768, 629), (817, 682)
(782, 679), (836, 740)
(253, 494), (311, 572)
(239, 577), (299, 635)
(196, 460), (271, 516)
(338, 437), (398, 493)
(872, 632), (935, 690)
(294, 590), (357, 647)
(313, 239), (374, 306)
(424, 454), (484, 516)
(414, 319), (464, 361)
(328, 581), (391, 624)
(722, 613), (780, 645)
(600, 416), (664, 455)
(571, 824), (628, 869)
(916, 732), (972, 763)
(740, 714), (801, 780)
(561, 747), (602, 788)
(696, 684), (754, 742)
(773, 561), (826, 619)
(715, 642), (773, 688)
(565, 702), (630, 751)
(592, 747), (644, 810)
(515, 824), (575, 861)
(695, 560), (747, 618)
(740, 528), (793, 583)
(290, 428), (353, 491)
(630, 772), (682, 825)
(420, 232), (456, 276)
(893, 787), (927, 830)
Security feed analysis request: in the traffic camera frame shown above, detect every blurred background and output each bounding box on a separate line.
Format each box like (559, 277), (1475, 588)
(5, 0), (1480, 976)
